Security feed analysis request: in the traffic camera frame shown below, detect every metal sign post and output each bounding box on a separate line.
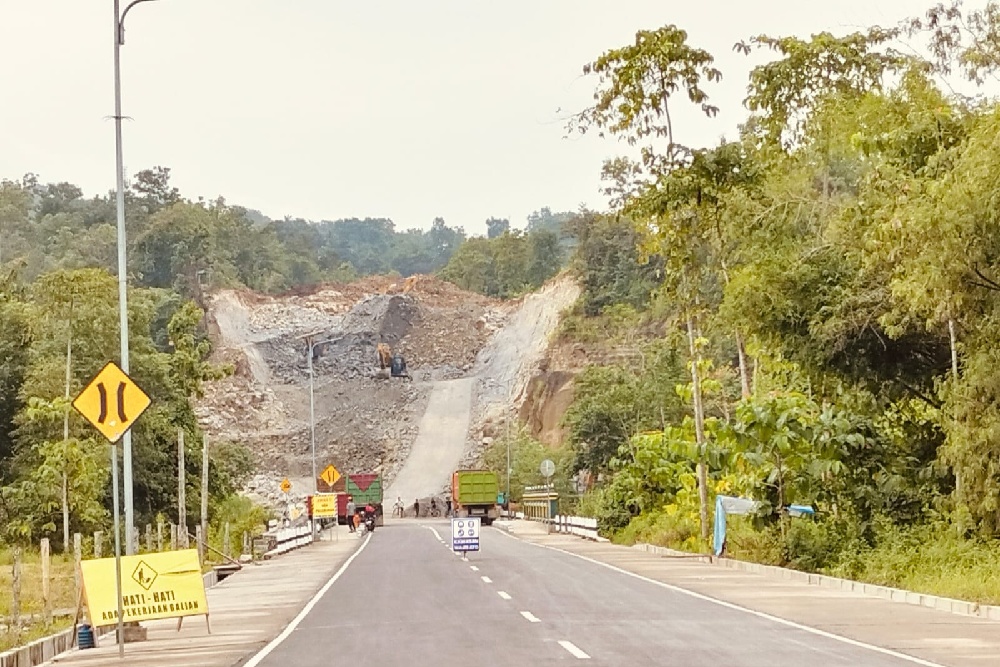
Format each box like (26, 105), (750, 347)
(540, 459), (555, 533)
(110, 444), (124, 658)
(72, 360), (151, 658)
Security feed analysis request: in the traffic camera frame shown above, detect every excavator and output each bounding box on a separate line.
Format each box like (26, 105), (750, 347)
(376, 342), (411, 380)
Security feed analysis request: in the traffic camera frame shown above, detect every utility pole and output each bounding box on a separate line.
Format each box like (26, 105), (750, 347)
(201, 434), (209, 557)
(62, 300), (74, 553)
(177, 429), (187, 549)
(307, 339), (317, 494)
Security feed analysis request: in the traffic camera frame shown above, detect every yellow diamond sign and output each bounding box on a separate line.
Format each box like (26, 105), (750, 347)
(280, 478), (291, 494)
(72, 361), (151, 444)
(320, 465), (340, 488)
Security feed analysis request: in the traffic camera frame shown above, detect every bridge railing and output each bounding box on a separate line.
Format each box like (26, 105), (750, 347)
(262, 524), (314, 558)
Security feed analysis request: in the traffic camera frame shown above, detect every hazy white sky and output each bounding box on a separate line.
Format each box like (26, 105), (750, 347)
(0, 1), (983, 235)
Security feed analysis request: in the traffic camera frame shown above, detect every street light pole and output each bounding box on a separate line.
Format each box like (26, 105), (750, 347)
(112, 0), (137, 558)
(307, 339), (317, 495)
(114, 0), (159, 558)
(301, 332), (338, 493)
(505, 417), (511, 518)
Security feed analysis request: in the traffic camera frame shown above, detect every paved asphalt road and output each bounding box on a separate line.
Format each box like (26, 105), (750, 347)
(246, 522), (943, 667)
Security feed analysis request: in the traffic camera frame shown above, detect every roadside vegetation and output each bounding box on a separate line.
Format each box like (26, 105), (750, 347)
(553, 2), (1000, 605)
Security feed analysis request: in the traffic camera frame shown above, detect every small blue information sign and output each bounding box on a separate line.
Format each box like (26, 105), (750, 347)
(451, 517), (481, 553)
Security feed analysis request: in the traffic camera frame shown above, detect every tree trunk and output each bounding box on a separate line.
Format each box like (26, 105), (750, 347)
(948, 318), (959, 379)
(687, 316), (710, 542)
(735, 330), (751, 399)
(178, 429), (188, 549)
(775, 454), (787, 539)
(62, 308), (73, 553)
(948, 317), (962, 502)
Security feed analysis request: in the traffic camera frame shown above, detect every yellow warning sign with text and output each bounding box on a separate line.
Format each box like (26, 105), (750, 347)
(80, 549), (208, 624)
(312, 494), (337, 518)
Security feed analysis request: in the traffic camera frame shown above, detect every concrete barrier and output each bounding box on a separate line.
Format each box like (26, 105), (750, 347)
(633, 542), (1000, 621)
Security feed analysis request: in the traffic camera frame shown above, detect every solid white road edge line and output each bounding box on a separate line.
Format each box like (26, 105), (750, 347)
(520, 611), (541, 623)
(493, 529), (948, 667)
(498, 591), (512, 600)
(558, 640), (591, 659)
(481, 575), (493, 583)
(428, 527), (443, 541)
(243, 533), (372, 667)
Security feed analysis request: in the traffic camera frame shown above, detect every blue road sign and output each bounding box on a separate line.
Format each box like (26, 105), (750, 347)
(451, 517), (480, 552)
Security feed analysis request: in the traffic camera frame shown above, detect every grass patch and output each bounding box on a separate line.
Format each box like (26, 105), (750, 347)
(613, 510), (1000, 606)
(827, 525), (1000, 605)
(0, 547), (78, 653)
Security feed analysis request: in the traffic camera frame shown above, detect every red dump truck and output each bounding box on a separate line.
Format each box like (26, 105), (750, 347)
(452, 470), (500, 526)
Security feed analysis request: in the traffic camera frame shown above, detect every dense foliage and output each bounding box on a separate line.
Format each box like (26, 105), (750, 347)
(559, 2), (1000, 599)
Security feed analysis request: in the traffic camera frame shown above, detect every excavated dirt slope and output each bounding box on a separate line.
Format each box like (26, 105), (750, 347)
(197, 274), (579, 509)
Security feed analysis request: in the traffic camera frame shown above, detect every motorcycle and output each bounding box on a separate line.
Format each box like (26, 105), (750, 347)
(363, 513), (376, 534)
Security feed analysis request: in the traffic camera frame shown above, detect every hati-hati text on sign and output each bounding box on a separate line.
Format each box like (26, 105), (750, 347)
(80, 549), (208, 624)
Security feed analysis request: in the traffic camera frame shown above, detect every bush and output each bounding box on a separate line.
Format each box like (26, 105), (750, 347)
(576, 485), (632, 534)
(613, 505), (704, 552)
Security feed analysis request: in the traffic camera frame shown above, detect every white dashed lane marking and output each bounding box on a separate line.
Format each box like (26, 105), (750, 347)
(520, 611), (541, 623)
(558, 640), (591, 659)
(497, 591), (512, 600)
(481, 576), (493, 583)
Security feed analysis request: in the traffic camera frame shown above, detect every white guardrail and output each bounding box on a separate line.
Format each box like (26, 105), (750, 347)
(553, 515), (600, 540)
(264, 524), (314, 558)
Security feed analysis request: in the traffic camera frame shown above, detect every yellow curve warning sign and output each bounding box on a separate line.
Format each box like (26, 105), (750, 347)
(80, 549), (208, 624)
(72, 361), (151, 444)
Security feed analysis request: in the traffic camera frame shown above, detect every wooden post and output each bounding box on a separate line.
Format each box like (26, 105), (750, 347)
(201, 434), (209, 558)
(243, 530), (249, 558)
(73, 533), (82, 596)
(11, 546), (22, 635)
(41, 538), (52, 626)
(157, 520), (164, 552)
(223, 523), (231, 559)
(145, 524), (153, 552)
(170, 524), (178, 551)
(94, 531), (103, 559)
(195, 524), (204, 564)
(178, 429), (188, 549)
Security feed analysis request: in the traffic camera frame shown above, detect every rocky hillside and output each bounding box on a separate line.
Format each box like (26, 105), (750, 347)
(196, 274), (579, 509)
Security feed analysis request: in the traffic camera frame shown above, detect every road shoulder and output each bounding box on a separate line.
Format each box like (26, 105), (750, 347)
(46, 529), (364, 667)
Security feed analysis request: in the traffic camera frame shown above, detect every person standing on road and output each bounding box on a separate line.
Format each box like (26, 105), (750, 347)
(414, 498), (420, 518)
(346, 496), (356, 533)
(446, 498), (452, 517)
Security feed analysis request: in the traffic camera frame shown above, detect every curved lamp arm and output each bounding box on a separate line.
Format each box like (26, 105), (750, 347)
(118, 0), (161, 45)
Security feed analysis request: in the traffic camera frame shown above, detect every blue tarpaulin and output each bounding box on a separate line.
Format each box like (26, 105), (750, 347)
(713, 495), (759, 556)
(713, 496), (816, 556)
